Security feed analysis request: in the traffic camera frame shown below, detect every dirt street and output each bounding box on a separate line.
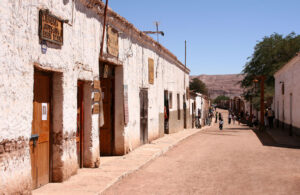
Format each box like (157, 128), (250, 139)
(104, 109), (300, 195)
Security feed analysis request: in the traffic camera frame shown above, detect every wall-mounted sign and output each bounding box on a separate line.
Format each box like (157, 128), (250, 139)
(94, 92), (101, 102)
(107, 26), (119, 58)
(148, 58), (154, 84)
(42, 103), (48, 121)
(93, 104), (100, 114)
(93, 80), (101, 90)
(39, 10), (63, 45)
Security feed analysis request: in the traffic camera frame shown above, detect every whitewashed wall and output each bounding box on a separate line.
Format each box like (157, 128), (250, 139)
(117, 35), (189, 151)
(274, 55), (300, 132)
(0, 0), (101, 192)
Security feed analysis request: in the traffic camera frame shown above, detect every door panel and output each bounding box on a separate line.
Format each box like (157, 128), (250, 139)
(31, 71), (51, 189)
(76, 81), (84, 167)
(140, 89), (148, 144)
(100, 78), (114, 155)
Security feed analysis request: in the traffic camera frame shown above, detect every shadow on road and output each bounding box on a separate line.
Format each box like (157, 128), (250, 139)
(252, 129), (300, 149)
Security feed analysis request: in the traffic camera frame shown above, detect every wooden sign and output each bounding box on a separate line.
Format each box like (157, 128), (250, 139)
(93, 104), (100, 114)
(94, 92), (101, 102)
(148, 58), (154, 84)
(107, 26), (119, 57)
(93, 80), (101, 90)
(39, 10), (63, 45)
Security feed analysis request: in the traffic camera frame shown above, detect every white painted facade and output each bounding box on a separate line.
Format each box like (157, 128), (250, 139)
(0, 0), (102, 193)
(274, 53), (300, 135)
(0, 0), (190, 193)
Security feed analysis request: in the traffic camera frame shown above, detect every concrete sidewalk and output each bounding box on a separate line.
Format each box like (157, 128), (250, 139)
(265, 127), (300, 148)
(33, 126), (210, 195)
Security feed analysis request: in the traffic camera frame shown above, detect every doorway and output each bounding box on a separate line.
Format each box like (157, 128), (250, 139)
(30, 70), (51, 189)
(183, 94), (187, 129)
(76, 81), (84, 167)
(140, 89), (148, 144)
(164, 90), (169, 134)
(100, 65), (115, 155)
(289, 93), (293, 136)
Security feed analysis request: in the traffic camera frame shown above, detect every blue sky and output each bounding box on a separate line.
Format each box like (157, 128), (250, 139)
(109, 0), (300, 75)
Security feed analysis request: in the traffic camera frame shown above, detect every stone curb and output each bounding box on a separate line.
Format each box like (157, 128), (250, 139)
(99, 126), (210, 194)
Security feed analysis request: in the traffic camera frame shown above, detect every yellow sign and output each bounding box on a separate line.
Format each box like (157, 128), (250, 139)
(94, 92), (101, 102)
(39, 10), (63, 45)
(93, 80), (101, 90)
(148, 58), (154, 84)
(107, 26), (119, 57)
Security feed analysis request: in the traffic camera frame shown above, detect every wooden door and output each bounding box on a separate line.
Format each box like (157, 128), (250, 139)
(100, 78), (114, 155)
(183, 94), (187, 128)
(164, 90), (169, 134)
(76, 81), (84, 167)
(140, 89), (148, 144)
(30, 71), (51, 189)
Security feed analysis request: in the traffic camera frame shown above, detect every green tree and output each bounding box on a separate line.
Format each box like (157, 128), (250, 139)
(213, 95), (230, 104)
(189, 78), (208, 95)
(240, 32), (300, 110)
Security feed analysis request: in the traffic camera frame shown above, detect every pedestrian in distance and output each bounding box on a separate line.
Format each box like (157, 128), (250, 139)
(219, 113), (222, 121)
(232, 114), (236, 125)
(228, 113), (232, 125)
(267, 108), (274, 129)
(215, 111), (218, 123)
(219, 118), (224, 130)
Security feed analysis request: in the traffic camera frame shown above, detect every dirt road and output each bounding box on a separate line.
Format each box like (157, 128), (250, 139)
(104, 109), (300, 195)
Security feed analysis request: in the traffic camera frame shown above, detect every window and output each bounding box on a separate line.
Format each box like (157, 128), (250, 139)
(177, 94), (180, 120)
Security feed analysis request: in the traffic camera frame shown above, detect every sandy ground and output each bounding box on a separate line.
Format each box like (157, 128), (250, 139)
(104, 109), (300, 195)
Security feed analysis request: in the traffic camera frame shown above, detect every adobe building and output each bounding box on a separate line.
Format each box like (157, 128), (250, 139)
(274, 52), (300, 136)
(0, 0), (105, 193)
(0, 0), (190, 193)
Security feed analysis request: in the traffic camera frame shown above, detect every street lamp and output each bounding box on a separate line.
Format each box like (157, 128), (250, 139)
(253, 76), (265, 131)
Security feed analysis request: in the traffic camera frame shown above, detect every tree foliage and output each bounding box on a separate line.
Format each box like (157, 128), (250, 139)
(213, 95), (230, 104)
(189, 78), (208, 95)
(240, 32), (300, 109)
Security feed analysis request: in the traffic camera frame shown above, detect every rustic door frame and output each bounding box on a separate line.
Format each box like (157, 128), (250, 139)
(99, 62), (115, 155)
(31, 69), (53, 189)
(140, 88), (148, 144)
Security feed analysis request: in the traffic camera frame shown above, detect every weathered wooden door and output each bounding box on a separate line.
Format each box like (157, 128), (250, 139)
(183, 94), (187, 128)
(76, 81), (84, 167)
(100, 78), (114, 155)
(30, 71), (51, 189)
(164, 90), (169, 134)
(140, 89), (148, 144)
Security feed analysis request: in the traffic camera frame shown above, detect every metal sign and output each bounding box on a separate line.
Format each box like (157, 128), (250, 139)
(107, 26), (119, 57)
(39, 10), (63, 45)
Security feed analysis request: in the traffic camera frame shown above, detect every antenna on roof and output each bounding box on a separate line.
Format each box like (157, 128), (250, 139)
(142, 21), (164, 43)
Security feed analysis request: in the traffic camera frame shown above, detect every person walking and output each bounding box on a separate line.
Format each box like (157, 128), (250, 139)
(233, 114), (236, 125)
(267, 108), (274, 129)
(215, 111), (218, 123)
(228, 113), (232, 125)
(219, 118), (224, 130)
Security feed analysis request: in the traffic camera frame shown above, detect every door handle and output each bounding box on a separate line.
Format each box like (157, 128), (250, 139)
(30, 134), (39, 147)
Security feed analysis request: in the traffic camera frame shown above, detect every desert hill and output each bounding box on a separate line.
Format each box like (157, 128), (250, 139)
(190, 74), (244, 99)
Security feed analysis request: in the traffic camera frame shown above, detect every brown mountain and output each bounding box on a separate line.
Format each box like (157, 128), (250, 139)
(190, 74), (244, 99)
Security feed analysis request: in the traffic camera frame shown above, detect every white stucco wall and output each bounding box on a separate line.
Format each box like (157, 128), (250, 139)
(274, 55), (300, 130)
(119, 36), (189, 150)
(0, 0), (101, 192)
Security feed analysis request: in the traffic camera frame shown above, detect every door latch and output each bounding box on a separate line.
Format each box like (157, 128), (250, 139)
(30, 134), (39, 147)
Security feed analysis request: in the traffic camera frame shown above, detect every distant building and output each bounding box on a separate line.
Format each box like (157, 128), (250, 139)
(274, 53), (300, 136)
